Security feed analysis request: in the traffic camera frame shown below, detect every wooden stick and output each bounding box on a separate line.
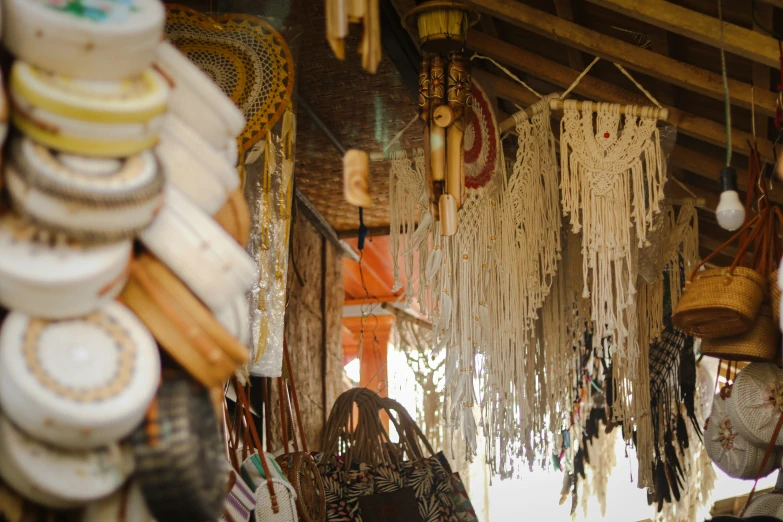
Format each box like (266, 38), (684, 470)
(430, 124), (446, 181)
(549, 99), (669, 120)
(446, 119), (464, 202)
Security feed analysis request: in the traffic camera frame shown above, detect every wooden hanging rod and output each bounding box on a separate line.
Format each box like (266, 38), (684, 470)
(499, 101), (669, 134)
(548, 100), (669, 120)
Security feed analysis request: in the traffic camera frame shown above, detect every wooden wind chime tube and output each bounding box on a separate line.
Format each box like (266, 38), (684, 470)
(421, 52), (471, 237)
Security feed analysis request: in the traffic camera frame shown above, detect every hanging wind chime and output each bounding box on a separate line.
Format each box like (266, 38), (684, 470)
(406, 1), (478, 237)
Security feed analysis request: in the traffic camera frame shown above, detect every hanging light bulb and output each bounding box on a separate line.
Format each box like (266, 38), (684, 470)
(716, 166), (745, 231)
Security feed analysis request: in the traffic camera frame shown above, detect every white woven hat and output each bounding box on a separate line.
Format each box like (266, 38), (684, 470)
(726, 363), (783, 448)
(2, 0), (164, 81)
(156, 114), (238, 214)
(705, 392), (778, 479)
(0, 414), (134, 508)
(0, 303), (160, 449)
(215, 294), (250, 347)
(742, 491), (783, 517)
(0, 214), (131, 318)
(10, 61), (169, 158)
(140, 186), (255, 313)
(155, 41), (245, 147)
(6, 137), (164, 241)
(82, 481), (154, 522)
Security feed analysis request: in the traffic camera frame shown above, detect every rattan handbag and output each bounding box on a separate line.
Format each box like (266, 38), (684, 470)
(700, 305), (780, 362)
(274, 339), (326, 522)
(673, 211), (767, 339)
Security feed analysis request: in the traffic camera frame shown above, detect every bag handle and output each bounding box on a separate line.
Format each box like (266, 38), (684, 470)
(381, 398), (436, 460)
(687, 211), (765, 282)
(321, 388), (400, 467)
(223, 398), (241, 473)
(234, 380), (280, 514)
(279, 337), (309, 455)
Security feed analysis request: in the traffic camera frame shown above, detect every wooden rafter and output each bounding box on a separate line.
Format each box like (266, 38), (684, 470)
(757, 0), (783, 8)
(586, 0), (780, 68)
(552, 0), (585, 70)
(461, 0), (777, 116)
(752, 1), (774, 139)
(468, 30), (777, 160)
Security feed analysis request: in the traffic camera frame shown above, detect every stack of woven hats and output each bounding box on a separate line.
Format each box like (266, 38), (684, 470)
(705, 363), (783, 518)
(0, 0), (254, 519)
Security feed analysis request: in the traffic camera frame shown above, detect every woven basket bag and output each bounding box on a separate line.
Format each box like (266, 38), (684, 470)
(704, 392), (778, 479)
(673, 211), (767, 339)
(726, 363), (783, 448)
(700, 305), (780, 362)
(131, 371), (228, 522)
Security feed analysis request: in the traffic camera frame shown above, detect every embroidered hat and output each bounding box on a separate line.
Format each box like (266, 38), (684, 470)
(0, 303), (160, 449)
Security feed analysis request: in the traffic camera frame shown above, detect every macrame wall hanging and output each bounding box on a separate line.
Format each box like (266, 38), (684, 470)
(557, 60), (669, 443)
(166, 6), (298, 377)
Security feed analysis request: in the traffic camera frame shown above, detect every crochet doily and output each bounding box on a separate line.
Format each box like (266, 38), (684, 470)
(165, 5), (295, 153)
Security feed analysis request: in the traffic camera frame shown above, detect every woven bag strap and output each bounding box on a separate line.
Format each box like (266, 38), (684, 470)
(223, 398), (241, 472)
(740, 410), (783, 516)
(234, 380), (280, 514)
(284, 339), (309, 453)
(688, 211), (764, 280)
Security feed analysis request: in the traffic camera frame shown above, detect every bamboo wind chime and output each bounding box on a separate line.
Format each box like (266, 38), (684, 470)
(325, 0), (381, 73)
(408, 1), (479, 237)
(419, 52), (471, 236)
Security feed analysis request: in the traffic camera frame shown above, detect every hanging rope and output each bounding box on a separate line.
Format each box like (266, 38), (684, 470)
(717, 0), (733, 167)
(470, 53), (543, 99)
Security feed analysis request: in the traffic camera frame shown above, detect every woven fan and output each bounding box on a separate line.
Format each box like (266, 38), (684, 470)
(464, 79), (499, 190)
(165, 5), (295, 153)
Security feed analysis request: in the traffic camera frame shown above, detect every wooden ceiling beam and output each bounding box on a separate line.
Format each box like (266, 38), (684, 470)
(552, 0), (585, 70)
(757, 0), (783, 8)
(470, 31), (777, 160)
(585, 0), (780, 68)
(753, 2), (774, 139)
(461, 0), (777, 117)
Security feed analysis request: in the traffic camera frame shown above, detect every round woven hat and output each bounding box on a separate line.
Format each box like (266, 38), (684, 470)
(464, 78), (498, 190)
(704, 393), (778, 479)
(131, 373), (227, 521)
(744, 492), (783, 518)
(165, 5), (295, 154)
(726, 363), (783, 448)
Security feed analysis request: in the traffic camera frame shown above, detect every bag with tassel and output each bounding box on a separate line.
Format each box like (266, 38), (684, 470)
(315, 388), (457, 522)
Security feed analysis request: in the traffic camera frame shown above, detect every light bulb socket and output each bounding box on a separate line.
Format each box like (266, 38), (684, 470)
(720, 166), (738, 192)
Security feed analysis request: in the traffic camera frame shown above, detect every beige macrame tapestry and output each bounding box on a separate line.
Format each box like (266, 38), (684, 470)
(499, 93), (561, 343)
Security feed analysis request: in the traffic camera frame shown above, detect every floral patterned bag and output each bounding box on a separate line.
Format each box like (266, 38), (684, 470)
(315, 388), (458, 522)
